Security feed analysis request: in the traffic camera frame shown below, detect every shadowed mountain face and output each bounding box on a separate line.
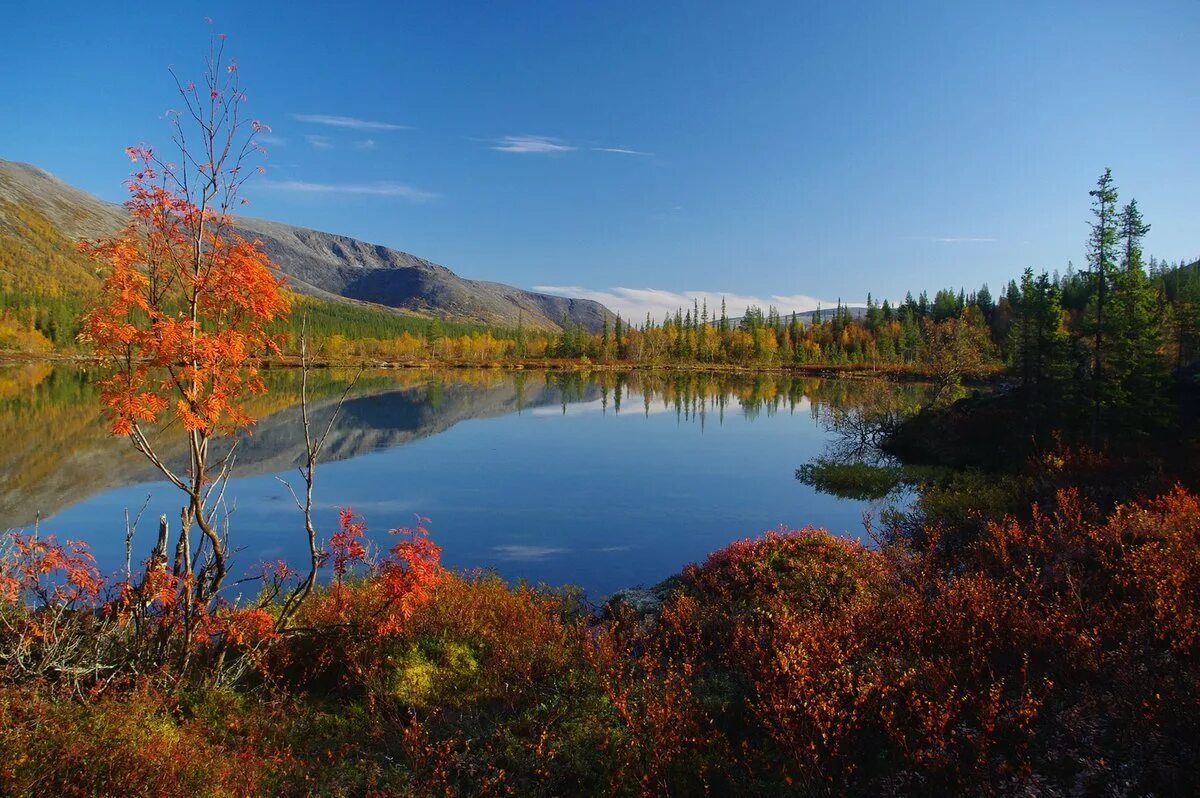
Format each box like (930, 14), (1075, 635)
(0, 158), (613, 332)
(234, 216), (612, 332)
(0, 368), (597, 531)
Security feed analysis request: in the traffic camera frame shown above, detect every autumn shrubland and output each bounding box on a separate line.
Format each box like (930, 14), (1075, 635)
(2, 473), (1199, 795)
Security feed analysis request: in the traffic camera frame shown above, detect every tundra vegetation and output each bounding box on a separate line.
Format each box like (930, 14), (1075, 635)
(1, 33), (1199, 797)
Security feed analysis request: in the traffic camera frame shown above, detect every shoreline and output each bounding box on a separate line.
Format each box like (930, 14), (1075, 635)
(0, 350), (1001, 385)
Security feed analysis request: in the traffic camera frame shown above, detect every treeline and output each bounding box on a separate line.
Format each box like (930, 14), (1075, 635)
(0, 199), (103, 352)
(280, 173), (1200, 396)
(0, 292), (88, 350)
(5, 172), (1198, 403)
(999, 171), (1199, 443)
(0, 286), (519, 357)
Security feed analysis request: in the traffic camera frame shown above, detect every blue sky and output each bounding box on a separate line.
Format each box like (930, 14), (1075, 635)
(3, 1), (1197, 320)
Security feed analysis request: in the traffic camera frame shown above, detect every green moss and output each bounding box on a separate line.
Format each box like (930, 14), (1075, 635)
(386, 639), (481, 707)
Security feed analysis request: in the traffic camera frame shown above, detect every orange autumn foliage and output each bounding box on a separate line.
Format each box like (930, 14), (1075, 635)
(78, 147), (288, 439)
(0, 533), (102, 608)
(276, 511), (445, 689)
(75, 32), (289, 603)
(2, 486), (1199, 792)
(583, 487), (1200, 794)
(0, 684), (274, 797)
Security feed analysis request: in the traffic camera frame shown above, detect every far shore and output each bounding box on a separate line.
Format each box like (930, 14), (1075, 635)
(0, 350), (1003, 385)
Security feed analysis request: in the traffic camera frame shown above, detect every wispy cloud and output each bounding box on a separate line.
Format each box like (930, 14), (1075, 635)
(489, 135), (653, 156)
(258, 179), (438, 202)
(531, 286), (849, 322)
(304, 134), (334, 151)
(910, 236), (998, 243)
(254, 133), (287, 147)
(591, 146), (653, 156)
(291, 113), (410, 131)
(490, 135), (577, 154)
(354, 138), (377, 150)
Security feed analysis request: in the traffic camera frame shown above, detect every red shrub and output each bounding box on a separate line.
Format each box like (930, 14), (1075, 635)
(584, 595), (718, 796)
(278, 514), (445, 689)
(589, 488), (1200, 792)
(0, 684), (275, 797)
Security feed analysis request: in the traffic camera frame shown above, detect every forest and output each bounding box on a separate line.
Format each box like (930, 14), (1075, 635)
(5, 185), (1198, 404)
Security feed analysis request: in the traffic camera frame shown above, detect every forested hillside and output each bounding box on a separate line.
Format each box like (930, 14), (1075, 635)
(0, 158), (614, 350)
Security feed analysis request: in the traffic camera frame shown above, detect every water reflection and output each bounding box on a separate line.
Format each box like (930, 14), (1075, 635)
(0, 365), (928, 596)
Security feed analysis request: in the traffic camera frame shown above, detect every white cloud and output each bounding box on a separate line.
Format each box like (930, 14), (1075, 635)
(304, 134), (334, 150)
(488, 135), (654, 157)
(591, 146), (653, 156)
(490, 135), (577, 154)
(291, 113), (410, 131)
(258, 179), (438, 202)
(355, 138), (377, 150)
(254, 133), (287, 147)
(910, 236), (997, 243)
(531, 286), (849, 322)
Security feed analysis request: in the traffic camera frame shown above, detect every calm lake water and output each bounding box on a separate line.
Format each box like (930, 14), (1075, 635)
(0, 365), (925, 598)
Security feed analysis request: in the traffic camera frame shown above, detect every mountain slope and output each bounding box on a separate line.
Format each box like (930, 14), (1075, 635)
(0, 159), (612, 332)
(235, 215), (610, 331)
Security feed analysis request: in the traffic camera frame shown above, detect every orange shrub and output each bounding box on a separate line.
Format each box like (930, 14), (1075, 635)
(276, 512), (444, 690)
(587, 488), (1200, 793)
(0, 684), (274, 797)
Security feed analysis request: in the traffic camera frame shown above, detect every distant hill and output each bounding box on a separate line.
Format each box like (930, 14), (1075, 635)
(0, 158), (613, 333)
(725, 306), (868, 327)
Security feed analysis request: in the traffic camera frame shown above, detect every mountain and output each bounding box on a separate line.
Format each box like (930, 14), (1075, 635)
(0, 158), (612, 332)
(234, 216), (610, 331)
(790, 306), (868, 322)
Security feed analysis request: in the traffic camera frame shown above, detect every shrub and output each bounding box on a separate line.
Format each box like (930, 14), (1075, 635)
(0, 684), (272, 797)
(2, 490), (1198, 794)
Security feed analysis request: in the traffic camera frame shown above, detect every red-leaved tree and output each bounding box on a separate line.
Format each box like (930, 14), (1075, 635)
(79, 30), (288, 606)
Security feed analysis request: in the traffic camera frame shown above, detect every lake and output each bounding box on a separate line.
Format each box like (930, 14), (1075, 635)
(0, 365), (926, 598)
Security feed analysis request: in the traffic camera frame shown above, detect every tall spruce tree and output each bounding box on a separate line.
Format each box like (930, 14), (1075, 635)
(1084, 168), (1120, 442)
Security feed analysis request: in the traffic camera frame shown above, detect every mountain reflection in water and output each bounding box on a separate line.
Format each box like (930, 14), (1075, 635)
(0, 365), (927, 597)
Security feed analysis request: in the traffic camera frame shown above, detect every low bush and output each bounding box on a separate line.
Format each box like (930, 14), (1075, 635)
(1, 487), (1198, 794)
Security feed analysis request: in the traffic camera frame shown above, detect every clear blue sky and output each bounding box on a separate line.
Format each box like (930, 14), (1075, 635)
(3, 1), (1197, 319)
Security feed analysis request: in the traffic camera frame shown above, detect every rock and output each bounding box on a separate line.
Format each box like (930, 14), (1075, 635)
(605, 575), (685, 620)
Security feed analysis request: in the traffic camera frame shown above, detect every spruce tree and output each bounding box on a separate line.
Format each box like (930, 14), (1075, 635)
(1010, 269), (1069, 432)
(1084, 168), (1120, 442)
(1109, 198), (1167, 433)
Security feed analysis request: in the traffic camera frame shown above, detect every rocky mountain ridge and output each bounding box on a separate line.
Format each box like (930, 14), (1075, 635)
(0, 158), (612, 332)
